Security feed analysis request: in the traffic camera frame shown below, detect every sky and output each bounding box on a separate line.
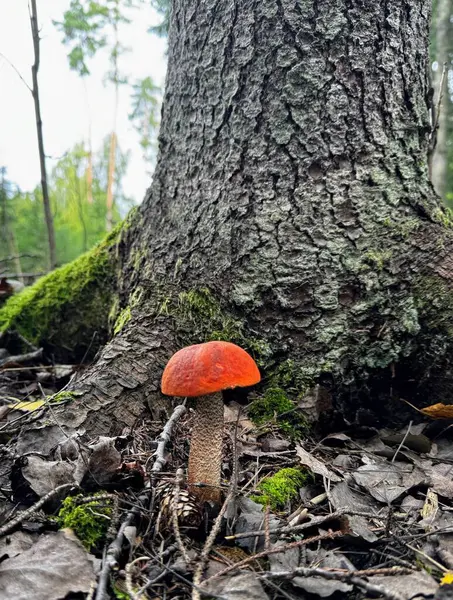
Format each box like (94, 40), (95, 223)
(0, 1), (168, 204)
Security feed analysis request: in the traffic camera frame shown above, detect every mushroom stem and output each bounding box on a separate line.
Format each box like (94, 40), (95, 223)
(188, 392), (224, 504)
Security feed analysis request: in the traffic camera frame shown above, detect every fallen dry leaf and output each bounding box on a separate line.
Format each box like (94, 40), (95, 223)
(8, 400), (45, 412)
(0, 529), (97, 600)
(402, 400), (453, 419)
(420, 403), (453, 419)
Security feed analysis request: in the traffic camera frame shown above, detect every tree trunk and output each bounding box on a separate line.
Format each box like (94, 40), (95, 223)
(5, 0), (453, 448)
(431, 0), (452, 198)
(30, 0), (57, 270)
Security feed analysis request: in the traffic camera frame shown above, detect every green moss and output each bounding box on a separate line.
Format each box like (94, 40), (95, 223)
(50, 391), (82, 404)
(248, 387), (308, 438)
(56, 493), (112, 551)
(270, 359), (319, 395)
(0, 237), (116, 360)
(381, 216), (420, 239)
(156, 287), (272, 367)
(113, 306), (131, 335)
(113, 585), (132, 600)
(432, 206), (453, 228)
(251, 468), (308, 510)
(364, 249), (392, 271)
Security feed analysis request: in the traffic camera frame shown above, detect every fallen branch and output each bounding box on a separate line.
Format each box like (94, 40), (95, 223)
(0, 348), (44, 368)
(202, 529), (346, 586)
(172, 468), (191, 563)
(151, 402), (187, 473)
(225, 507), (386, 541)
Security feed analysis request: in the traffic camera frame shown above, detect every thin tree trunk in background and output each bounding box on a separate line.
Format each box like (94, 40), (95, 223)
(105, 10), (120, 233)
(0, 171), (23, 282)
(106, 129), (117, 232)
(75, 157), (88, 253)
(83, 79), (93, 205)
(86, 147), (93, 205)
(6, 231), (23, 284)
(431, 0), (452, 199)
(30, 0), (57, 270)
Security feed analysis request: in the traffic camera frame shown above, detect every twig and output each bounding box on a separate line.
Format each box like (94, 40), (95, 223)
(428, 61), (448, 170)
(391, 421), (413, 463)
(191, 481), (237, 598)
(406, 542), (448, 573)
(263, 578), (300, 600)
(151, 402), (187, 473)
(0, 348), (43, 368)
(431, 62), (448, 143)
(95, 492), (151, 600)
(95, 401), (187, 600)
(172, 468), (191, 563)
(0, 483), (76, 537)
(264, 504), (271, 551)
(0, 253), (41, 264)
(202, 529), (346, 586)
(0, 51), (32, 93)
(225, 507), (386, 541)
(125, 556), (150, 600)
(260, 566), (411, 600)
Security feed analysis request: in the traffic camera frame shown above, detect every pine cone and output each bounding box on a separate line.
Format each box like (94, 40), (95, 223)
(154, 481), (201, 533)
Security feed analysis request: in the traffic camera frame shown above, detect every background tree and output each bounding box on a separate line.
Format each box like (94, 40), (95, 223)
(0, 168), (24, 281)
(55, 0), (141, 231)
(148, 0), (170, 38)
(0, 141), (131, 276)
(431, 0), (453, 199)
(30, 0), (57, 269)
(128, 76), (160, 168)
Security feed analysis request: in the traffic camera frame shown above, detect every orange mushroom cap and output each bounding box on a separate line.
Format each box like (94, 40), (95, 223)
(161, 341), (261, 397)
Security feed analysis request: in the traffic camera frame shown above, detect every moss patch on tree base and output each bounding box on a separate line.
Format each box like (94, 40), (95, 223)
(0, 232), (119, 361)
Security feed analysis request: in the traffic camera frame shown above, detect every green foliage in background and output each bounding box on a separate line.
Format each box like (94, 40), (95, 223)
(149, 0), (170, 38)
(0, 138), (133, 275)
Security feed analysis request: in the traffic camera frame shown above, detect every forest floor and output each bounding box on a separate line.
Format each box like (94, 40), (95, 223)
(0, 341), (452, 600)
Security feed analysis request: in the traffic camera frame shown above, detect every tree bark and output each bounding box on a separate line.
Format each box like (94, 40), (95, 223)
(7, 0), (453, 449)
(431, 0), (452, 198)
(30, 0), (57, 270)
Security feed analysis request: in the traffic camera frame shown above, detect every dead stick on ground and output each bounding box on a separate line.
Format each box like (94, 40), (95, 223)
(172, 468), (191, 563)
(125, 556), (151, 600)
(95, 402), (187, 600)
(202, 529), (346, 587)
(260, 566), (410, 600)
(151, 402), (187, 473)
(0, 483), (76, 537)
(264, 504), (271, 551)
(224, 507), (385, 541)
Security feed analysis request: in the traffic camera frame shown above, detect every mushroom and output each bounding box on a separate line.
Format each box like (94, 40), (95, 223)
(161, 340), (261, 504)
